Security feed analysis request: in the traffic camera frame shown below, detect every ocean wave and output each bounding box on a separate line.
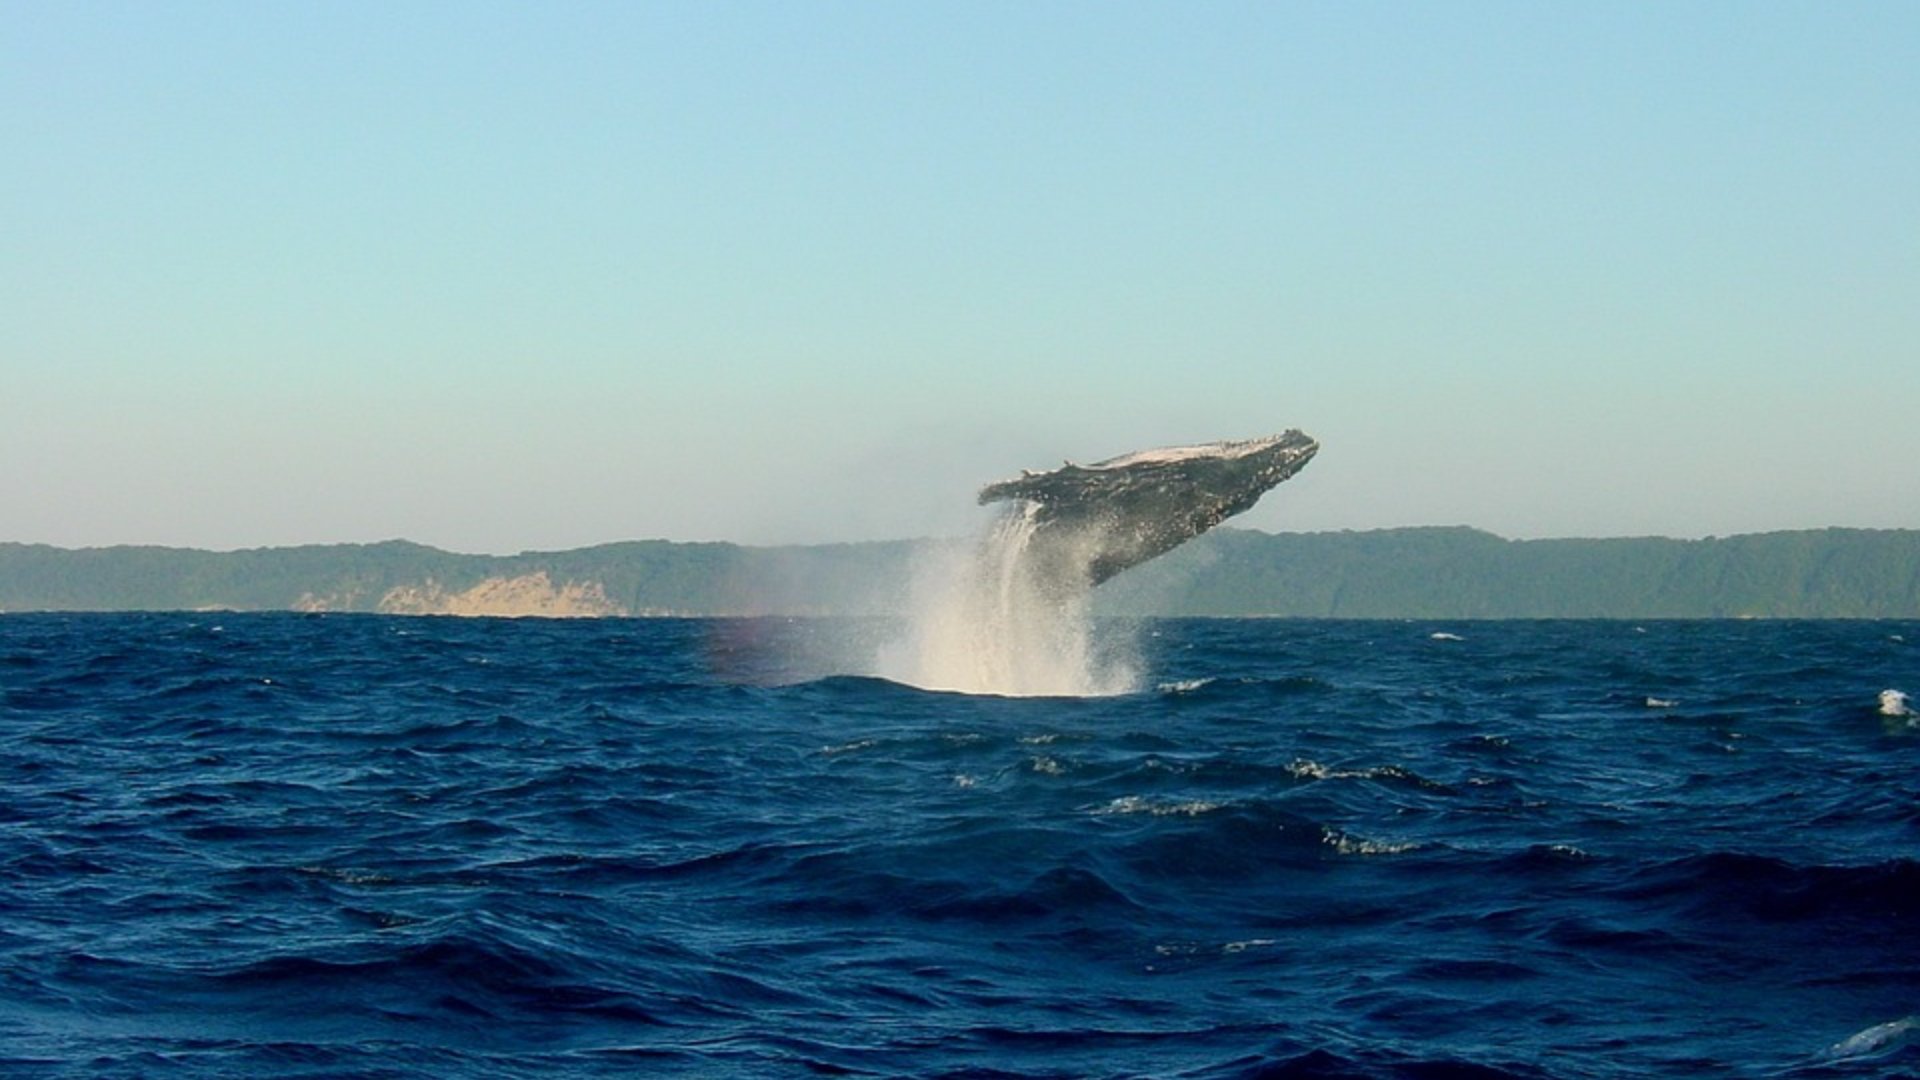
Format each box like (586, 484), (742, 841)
(772, 848), (1145, 922)
(1285, 758), (1450, 791)
(1821, 1015), (1920, 1063)
(1151, 674), (1336, 704)
(1194, 1046), (1549, 1080)
(1617, 851), (1920, 923)
(1107, 801), (1344, 881)
(1322, 829), (1423, 857)
(8, 614), (1920, 1078)
(1093, 794), (1226, 817)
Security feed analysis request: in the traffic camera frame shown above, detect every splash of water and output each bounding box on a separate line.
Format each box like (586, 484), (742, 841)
(876, 503), (1138, 697)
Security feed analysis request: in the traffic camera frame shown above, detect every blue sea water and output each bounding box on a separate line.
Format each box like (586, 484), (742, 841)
(1, 613), (1916, 1079)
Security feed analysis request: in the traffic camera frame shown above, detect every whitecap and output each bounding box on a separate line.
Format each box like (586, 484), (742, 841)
(1288, 758), (1336, 780)
(1824, 1015), (1919, 1061)
(1287, 759), (1427, 786)
(1093, 795), (1222, 817)
(1153, 937), (1279, 961)
(1289, 758), (1389, 782)
(1324, 830), (1421, 856)
(1429, 631), (1464, 642)
(1157, 677), (1214, 694)
(1644, 697), (1678, 709)
(819, 738), (877, 756)
(297, 865), (394, 886)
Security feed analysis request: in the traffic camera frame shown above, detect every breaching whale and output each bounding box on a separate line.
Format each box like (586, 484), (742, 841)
(977, 430), (1319, 589)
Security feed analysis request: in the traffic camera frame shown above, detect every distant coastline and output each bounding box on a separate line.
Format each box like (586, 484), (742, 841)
(2, 527), (1917, 619)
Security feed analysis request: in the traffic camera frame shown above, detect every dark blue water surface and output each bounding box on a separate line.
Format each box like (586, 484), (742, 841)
(2, 614), (1916, 1079)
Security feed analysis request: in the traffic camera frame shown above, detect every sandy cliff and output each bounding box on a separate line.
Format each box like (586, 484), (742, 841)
(371, 573), (625, 617)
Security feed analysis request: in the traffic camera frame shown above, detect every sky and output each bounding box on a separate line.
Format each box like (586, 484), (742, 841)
(5, 2), (1916, 554)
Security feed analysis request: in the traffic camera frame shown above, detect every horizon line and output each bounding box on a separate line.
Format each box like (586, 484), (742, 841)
(6, 523), (1917, 559)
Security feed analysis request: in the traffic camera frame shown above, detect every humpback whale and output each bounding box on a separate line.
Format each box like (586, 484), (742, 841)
(977, 430), (1318, 589)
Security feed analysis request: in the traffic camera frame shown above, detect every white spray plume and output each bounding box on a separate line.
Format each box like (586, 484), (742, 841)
(876, 503), (1137, 697)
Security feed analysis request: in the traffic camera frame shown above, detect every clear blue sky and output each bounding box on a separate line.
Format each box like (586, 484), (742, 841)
(6, 2), (1915, 553)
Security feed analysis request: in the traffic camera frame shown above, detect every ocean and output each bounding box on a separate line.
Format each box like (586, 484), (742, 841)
(1, 613), (1915, 1078)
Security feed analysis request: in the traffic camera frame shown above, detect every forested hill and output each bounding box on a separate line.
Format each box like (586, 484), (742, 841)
(1, 528), (1916, 618)
(0, 539), (912, 617)
(1092, 527), (1920, 618)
